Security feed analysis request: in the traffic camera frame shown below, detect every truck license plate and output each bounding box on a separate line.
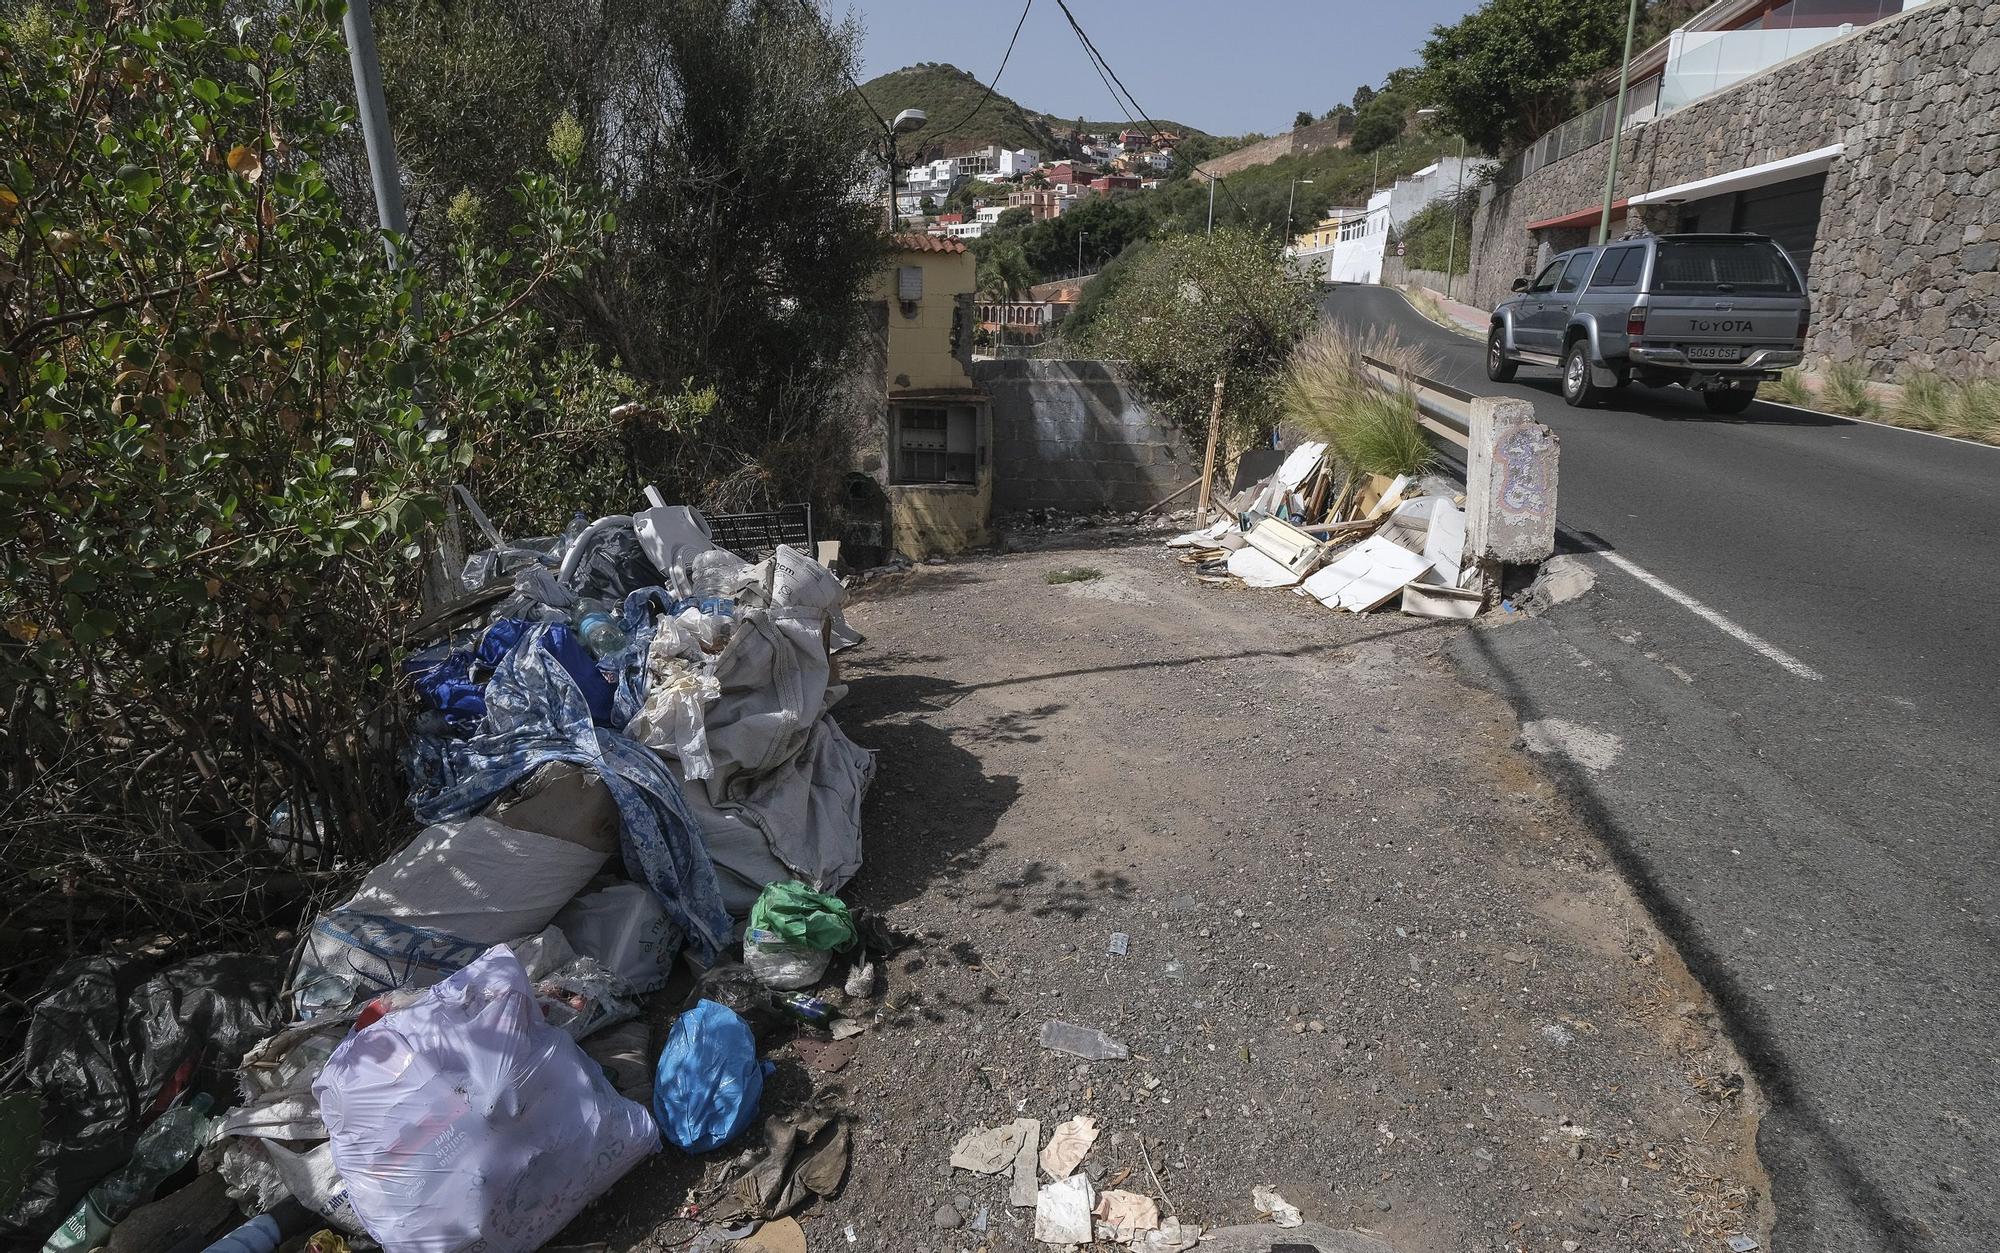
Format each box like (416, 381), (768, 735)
(1686, 345), (1743, 361)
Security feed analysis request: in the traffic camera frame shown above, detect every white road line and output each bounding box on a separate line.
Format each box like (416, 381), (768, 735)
(1588, 550), (1825, 681)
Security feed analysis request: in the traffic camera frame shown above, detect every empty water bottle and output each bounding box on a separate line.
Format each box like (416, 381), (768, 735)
(43, 1095), (215, 1252)
(578, 611), (630, 660)
(1037, 1019), (1129, 1061)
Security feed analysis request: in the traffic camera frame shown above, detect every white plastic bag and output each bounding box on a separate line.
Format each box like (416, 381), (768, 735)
(553, 884), (680, 994)
(314, 947), (658, 1253)
(741, 926), (831, 990)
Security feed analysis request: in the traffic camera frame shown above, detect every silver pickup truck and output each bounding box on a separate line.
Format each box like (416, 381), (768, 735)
(1486, 233), (1809, 414)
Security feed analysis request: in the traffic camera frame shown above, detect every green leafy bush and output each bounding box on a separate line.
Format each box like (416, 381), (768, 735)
(0, 0), (624, 945)
(1090, 228), (1316, 449)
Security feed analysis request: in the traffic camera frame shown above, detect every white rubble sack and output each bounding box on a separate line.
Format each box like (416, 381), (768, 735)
(554, 883), (680, 994)
(314, 946), (658, 1253)
(337, 815), (608, 946)
(676, 606), (874, 914)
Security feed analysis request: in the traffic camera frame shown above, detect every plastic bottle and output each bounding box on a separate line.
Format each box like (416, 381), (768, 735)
(42, 1095), (215, 1253)
(577, 611), (630, 660)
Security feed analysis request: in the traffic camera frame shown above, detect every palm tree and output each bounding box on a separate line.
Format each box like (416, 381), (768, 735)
(977, 242), (1035, 353)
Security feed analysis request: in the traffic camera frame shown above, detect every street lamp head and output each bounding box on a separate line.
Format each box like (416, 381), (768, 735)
(891, 108), (928, 135)
(1415, 106), (1439, 119)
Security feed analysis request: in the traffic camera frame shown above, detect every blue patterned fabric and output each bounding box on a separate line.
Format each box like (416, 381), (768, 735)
(405, 623), (732, 964)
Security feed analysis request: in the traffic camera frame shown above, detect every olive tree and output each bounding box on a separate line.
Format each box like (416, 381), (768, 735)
(1089, 227), (1317, 449)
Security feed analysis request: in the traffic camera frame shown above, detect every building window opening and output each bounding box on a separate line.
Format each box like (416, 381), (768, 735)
(893, 403), (981, 485)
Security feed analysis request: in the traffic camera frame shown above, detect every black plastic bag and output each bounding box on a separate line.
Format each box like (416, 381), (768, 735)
(1, 953), (283, 1241)
(570, 526), (665, 605)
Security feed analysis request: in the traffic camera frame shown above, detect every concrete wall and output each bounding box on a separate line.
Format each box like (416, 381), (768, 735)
(1465, 0), (2000, 376)
(1381, 258), (1461, 295)
(970, 359), (1195, 513)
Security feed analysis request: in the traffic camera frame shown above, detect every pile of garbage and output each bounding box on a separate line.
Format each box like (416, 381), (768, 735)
(4, 487), (899, 1253)
(1165, 442), (1486, 620)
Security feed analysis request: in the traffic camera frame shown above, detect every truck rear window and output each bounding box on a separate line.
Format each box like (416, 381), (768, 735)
(1650, 239), (1801, 295)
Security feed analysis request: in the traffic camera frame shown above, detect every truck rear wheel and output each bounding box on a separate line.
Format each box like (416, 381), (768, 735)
(1486, 327), (1518, 382)
(1703, 385), (1759, 415)
(1561, 339), (1606, 407)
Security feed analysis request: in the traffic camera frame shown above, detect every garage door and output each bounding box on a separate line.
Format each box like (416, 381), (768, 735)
(1673, 171), (1826, 286)
(1731, 174), (1825, 283)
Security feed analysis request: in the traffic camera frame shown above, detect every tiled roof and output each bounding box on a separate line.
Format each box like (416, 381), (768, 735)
(890, 233), (968, 254)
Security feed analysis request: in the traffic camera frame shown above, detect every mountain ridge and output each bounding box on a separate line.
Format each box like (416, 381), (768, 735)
(855, 62), (1214, 160)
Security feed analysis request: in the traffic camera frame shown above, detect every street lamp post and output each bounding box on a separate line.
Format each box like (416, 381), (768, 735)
(884, 108), (928, 231)
(1598, 0), (1643, 244)
(340, 0), (407, 263)
(1078, 230), (1087, 275)
(1286, 177), (1315, 239)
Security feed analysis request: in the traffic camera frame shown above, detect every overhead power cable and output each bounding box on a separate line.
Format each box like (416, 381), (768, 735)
(1049, 0), (1252, 223)
(796, 0), (891, 135)
(1048, 0), (1285, 349)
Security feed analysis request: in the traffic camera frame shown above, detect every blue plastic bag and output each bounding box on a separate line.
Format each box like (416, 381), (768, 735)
(653, 999), (767, 1153)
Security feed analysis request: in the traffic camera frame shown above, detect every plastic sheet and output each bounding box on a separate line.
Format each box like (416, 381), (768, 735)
(741, 928), (830, 991)
(314, 948), (657, 1253)
(747, 882), (856, 951)
(653, 1000), (766, 1153)
(624, 636), (722, 779)
(4, 953), (282, 1242)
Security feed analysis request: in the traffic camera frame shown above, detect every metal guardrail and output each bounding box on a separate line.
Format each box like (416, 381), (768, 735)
(1358, 352), (1473, 449)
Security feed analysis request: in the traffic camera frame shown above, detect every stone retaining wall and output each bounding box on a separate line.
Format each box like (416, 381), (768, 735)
(1466, 0), (2000, 376)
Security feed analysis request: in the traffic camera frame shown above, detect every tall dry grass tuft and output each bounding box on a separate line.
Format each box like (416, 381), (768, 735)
(1280, 325), (1438, 479)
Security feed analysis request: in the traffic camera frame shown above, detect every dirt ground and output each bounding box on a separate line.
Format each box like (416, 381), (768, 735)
(573, 524), (1770, 1253)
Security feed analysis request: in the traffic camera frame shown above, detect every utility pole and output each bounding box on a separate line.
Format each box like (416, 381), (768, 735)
(885, 145), (899, 232)
(1078, 230), (1087, 275)
(1195, 367), (1228, 526)
(1445, 135), (1466, 299)
(1598, 0), (1643, 244)
(1206, 172), (1217, 235)
(342, 0), (407, 262)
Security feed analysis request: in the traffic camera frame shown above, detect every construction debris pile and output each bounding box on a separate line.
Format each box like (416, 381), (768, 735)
(1165, 441), (1487, 619)
(7, 488), (901, 1253)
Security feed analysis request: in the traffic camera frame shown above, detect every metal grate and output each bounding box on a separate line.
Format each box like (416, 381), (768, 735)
(705, 503), (814, 560)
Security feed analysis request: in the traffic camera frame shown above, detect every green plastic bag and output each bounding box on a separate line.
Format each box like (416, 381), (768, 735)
(747, 882), (855, 952)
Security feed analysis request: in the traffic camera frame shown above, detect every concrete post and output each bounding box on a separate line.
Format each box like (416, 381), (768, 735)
(1465, 398), (1559, 581)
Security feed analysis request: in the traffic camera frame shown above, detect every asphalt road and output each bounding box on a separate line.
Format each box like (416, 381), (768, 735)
(1321, 284), (2000, 1253)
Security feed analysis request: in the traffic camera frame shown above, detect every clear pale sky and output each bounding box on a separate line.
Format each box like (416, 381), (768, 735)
(847, 0), (1486, 138)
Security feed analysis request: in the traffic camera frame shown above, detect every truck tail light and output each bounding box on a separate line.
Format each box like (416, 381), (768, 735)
(1797, 311), (1810, 342)
(1626, 307), (1646, 339)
